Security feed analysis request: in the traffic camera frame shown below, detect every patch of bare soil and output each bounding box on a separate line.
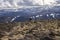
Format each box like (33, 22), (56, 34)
(0, 20), (60, 40)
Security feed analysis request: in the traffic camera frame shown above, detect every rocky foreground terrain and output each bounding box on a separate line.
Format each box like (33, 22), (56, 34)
(0, 20), (60, 40)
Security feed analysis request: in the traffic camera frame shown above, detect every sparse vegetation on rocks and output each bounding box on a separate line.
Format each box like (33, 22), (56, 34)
(0, 20), (60, 40)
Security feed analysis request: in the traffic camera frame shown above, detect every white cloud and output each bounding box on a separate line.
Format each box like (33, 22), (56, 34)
(0, 0), (59, 8)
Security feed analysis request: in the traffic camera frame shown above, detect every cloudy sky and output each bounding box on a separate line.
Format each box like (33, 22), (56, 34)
(0, 0), (60, 8)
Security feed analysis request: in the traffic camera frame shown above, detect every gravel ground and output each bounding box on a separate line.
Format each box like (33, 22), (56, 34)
(0, 20), (60, 40)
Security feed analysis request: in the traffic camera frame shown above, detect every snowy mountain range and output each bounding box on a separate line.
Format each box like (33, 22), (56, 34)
(0, 0), (60, 22)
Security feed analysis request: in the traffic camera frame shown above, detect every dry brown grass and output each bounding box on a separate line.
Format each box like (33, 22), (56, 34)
(0, 20), (60, 40)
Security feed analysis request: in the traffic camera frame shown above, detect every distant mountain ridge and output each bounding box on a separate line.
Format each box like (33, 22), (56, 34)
(0, 6), (60, 22)
(0, 0), (60, 22)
